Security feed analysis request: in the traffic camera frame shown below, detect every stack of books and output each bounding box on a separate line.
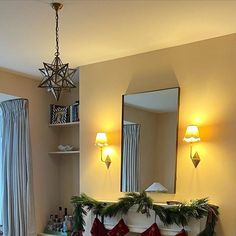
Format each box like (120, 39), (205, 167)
(68, 101), (79, 123)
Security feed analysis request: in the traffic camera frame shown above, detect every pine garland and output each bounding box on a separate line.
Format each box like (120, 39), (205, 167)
(71, 201), (86, 232)
(71, 192), (219, 235)
(102, 192), (153, 217)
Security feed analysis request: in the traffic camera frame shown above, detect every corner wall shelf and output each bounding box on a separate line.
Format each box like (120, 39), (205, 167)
(49, 121), (80, 127)
(48, 150), (80, 155)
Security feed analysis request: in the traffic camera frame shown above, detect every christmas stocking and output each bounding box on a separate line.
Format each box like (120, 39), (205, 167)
(91, 217), (109, 236)
(141, 223), (161, 236)
(107, 219), (129, 236)
(176, 229), (188, 236)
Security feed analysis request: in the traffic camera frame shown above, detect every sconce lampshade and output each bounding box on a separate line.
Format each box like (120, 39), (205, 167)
(184, 125), (200, 143)
(95, 132), (108, 147)
(145, 182), (168, 193)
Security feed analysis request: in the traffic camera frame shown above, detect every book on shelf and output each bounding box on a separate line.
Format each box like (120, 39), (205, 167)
(49, 101), (79, 124)
(68, 101), (79, 123)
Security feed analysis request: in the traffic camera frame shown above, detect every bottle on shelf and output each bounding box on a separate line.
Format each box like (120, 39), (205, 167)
(54, 214), (58, 223)
(44, 206), (74, 234)
(62, 216), (68, 233)
(64, 207), (68, 217)
(58, 206), (63, 222)
(67, 216), (73, 232)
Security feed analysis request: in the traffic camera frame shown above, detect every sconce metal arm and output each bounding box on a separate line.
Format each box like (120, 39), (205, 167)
(100, 147), (105, 162)
(100, 147), (111, 169)
(190, 143), (193, 159)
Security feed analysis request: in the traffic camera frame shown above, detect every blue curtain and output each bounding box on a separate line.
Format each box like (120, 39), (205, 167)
(0, 99), (36, 236)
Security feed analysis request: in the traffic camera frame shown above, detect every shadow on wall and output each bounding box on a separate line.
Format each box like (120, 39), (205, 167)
(126, 67), (179, 94)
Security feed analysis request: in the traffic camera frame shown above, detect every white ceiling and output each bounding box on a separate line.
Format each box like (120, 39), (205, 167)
(1, 0), (236, 79)
(124, 88), (179, 113)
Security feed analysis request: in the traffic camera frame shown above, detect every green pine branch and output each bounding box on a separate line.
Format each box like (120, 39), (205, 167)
(71, 193), (219, 235)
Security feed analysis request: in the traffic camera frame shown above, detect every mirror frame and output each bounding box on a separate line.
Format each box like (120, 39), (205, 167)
(120, 87), (180, 193)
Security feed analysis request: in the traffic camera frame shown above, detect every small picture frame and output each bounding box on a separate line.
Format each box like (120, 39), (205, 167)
(50, 105), (68, 124)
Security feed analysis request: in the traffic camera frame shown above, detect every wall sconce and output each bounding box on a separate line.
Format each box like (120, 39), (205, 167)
(184, 125), (201, 168)
(95, 132), (111, 169)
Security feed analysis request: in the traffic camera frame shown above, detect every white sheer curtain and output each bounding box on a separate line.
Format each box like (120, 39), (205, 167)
(0, 99), (36, 236)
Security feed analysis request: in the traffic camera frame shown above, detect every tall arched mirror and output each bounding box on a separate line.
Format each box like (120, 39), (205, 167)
(121, 87), (180, 193)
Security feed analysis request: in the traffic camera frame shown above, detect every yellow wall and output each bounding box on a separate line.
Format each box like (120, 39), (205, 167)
(0, 69), (60, 232)
(79, 33), (236, 235)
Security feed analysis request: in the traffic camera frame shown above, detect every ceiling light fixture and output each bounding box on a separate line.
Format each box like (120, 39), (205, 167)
(38, 2), (76, 101)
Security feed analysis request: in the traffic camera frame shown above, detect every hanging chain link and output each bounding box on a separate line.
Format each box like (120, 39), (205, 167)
(55, 9), (60, 57)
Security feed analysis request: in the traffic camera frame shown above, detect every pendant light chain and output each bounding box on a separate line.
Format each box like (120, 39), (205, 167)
(55, 8), (60, 57)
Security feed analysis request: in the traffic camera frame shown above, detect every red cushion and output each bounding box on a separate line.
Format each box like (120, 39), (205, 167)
(176, 229), (188, 236)
(107, 219), (129, 236)
(141, 223), (161, 236)
(91, 217), (109, 236)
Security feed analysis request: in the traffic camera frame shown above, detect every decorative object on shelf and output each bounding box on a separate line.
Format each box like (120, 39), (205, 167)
(50, 104), (68, 124)
(71, 192), (219, 236)
(95, 132), (111, 169)
(58, 145), (74, 152)
(49, 121), (79, 127)
(49, 150), (79, 155)
(145, 182), (168, 193)
(184, 125), (201, 168)
(50, 101), (79, 124)
(38, 2), (77, 101)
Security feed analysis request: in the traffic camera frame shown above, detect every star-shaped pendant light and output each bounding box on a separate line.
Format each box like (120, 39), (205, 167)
(38, 2), (76, 101)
